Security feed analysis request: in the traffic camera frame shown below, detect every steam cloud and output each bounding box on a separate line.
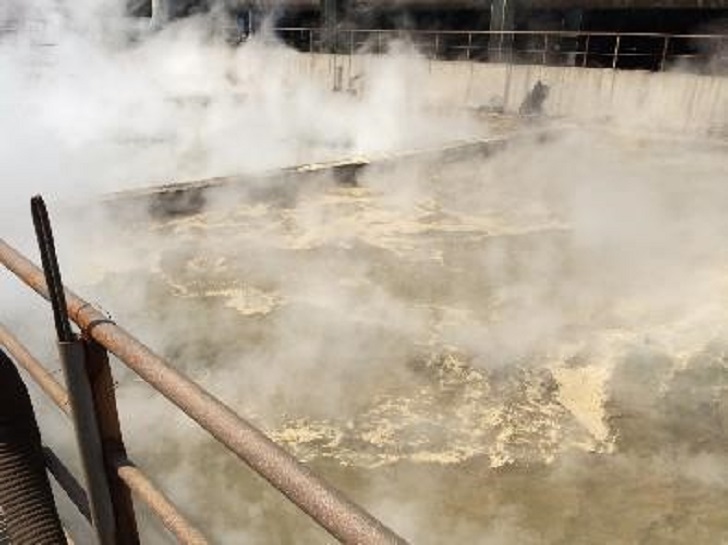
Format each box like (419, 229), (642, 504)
(2, 1), (728, 544)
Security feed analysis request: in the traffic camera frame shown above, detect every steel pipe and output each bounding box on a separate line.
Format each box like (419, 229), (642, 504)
(110, 453), (208, 545)
(0, 239), (408, 545)
(0, 324), (70, 416)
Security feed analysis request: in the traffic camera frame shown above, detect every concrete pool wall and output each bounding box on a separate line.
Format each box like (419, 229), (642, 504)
(281, 52), (728, 135)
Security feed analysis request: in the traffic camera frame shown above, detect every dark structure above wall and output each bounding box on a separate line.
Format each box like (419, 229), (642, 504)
(129, 0), (728, 40)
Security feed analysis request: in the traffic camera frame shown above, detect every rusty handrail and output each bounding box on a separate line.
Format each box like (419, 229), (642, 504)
(0, 324), (70, 414)
(111, 453), (208, 545)
(0, 238), (408, 545)
(0, 324), (208, 545)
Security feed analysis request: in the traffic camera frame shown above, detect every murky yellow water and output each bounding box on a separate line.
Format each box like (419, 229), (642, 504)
(81, 129), (728, 544)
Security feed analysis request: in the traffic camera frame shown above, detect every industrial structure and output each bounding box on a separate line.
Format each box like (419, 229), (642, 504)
(132, 0), (728, 70)
(137, 0), (728, 35)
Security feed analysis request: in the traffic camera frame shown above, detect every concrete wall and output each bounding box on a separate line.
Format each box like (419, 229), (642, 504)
(302, 53), (728, 135)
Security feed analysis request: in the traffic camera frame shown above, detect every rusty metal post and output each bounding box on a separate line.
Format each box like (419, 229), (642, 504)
(30, 196), (123, 545)
(57, 337), (118, 545)
(82, 340), (140, 545)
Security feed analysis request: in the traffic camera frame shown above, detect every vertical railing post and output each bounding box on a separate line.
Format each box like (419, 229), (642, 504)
(467, 32), (472, 60)
(660, 35), (670, 71)
(543, 34), (548, 64)
(582, 33), (590, 67)
(503, 39), (513, 111)
(30, 195), (140, 545)
(612, 34), (621, 70)
(83, 339), (141, 545)
(434, 32), (439, 60)
(57, 340), (118, 545)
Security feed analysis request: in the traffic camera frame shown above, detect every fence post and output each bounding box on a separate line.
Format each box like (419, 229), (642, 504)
(83, 339), (141, 545)
(467, 32), (472, 60)
(31, 196), (118, 545)
(660, 35), (670, 71)
(434, 32), (439, 60)
(612, 34), (621, 70)
(30, 195), (141, 545)
(582, 34), (590, 67)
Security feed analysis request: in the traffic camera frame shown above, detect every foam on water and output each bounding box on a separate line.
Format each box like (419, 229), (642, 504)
(68, 128), (728, 543)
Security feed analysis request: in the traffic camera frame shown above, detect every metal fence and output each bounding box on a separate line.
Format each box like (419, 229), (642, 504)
(4, 19), (727, 73)
(0, 197), (408, 544)
(273, 27), (728, 73)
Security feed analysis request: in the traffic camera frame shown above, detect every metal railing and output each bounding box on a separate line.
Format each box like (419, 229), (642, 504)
(273, 27), (728, 73)
(0, 197), (408, 544)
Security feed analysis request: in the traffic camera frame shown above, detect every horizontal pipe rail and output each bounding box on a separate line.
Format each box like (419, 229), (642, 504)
(0, 239), (408, 545)
(110, 453), (208, 545)
(276, 27), (728, 39)
(0, 324), (208, 545)
(0, 324), (71, 414)
(274, 27), (728, 72)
